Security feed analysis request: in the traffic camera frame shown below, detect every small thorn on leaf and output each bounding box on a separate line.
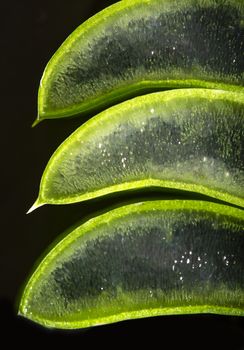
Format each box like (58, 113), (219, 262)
(26, 201), (44, 214)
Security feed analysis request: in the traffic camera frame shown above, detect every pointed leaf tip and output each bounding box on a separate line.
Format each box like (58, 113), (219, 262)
(26, 200), (44, 214)
(32, 117), (41, 128)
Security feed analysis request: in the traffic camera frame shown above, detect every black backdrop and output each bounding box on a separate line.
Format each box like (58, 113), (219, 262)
(1, 0), (244, 346)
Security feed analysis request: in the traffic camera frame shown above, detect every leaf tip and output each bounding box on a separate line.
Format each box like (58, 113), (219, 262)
(32, 118), (41, 128)
(26, 200), (44, 214)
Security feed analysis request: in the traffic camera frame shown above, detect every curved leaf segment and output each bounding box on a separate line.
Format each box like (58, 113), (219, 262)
(32, 90), (244, 210)
(37, 0), (244, 123)
(20, 201), (244, 329)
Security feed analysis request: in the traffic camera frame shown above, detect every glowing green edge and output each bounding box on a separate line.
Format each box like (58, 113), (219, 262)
(20, 200), (244, 328)
(31, 89), (244, 212)
(19, 306), (244, 330)
(36, 0), (244, 124)
(37, 80), (244, 124)
(32, 179), (244, 212)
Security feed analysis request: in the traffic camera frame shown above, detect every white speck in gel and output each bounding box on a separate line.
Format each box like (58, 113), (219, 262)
(121, 157), (127, 168)
(150, 108), (155, 114)
(186, 258), (190, 264)
(98, 143), (102, 149)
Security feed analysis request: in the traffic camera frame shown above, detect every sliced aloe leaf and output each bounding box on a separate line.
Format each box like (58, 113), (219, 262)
(36, 0), (244, 123)
(31, 89), (244, 210)
(20, 200), (244, 329)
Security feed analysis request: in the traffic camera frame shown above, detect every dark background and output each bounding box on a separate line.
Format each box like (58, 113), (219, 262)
(1, 0), (244, 346)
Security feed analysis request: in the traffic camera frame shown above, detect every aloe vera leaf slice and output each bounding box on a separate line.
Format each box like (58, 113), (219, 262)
(36, 0), (244, 123)
(20, 200), (244, 329)
(31, 89), (244, 210)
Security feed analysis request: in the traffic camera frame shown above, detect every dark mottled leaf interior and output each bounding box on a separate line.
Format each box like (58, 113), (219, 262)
(40, 91), (244, 207)
(24, 205), (244, 323)
(43, 0), (244, 114)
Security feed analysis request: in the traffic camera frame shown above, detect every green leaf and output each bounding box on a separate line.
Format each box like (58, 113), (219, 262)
(20, 200), (244, 329)
(36, 0), (244, 124)
(31, 89), (244, 211)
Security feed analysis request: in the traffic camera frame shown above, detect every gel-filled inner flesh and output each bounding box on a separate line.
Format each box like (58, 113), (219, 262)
(39, 0), (244, 119)
(38, 0), (244, 120)
(35, 89), (244, 208)
(20, 201), (244, 329)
